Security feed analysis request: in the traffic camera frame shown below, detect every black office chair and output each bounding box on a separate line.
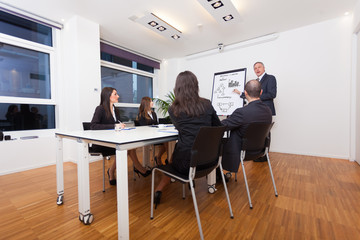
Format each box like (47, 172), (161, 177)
(150, 126), (233, 240)
(237, 122), (278, 209)
(82, 122), (110, 192)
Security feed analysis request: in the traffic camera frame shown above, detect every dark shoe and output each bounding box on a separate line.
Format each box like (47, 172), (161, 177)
(154, 191), (162, 209)
(107, 168), (116, 185)
(154, 157), (162, 166)
(253, 156), (268, 162)
(134, 167), (152, 178)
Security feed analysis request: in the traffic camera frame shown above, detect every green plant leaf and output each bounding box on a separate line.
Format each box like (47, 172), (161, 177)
(153, 91), (175, 117)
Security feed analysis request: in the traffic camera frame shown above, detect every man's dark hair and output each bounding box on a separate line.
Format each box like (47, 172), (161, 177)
(245, 80), (261, 98)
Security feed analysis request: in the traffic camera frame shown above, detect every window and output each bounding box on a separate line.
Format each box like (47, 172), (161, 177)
(0, 103), (55, 131)
(0, 43), (51, 99)
(101, 66), (153, 104)
(0, 10), (53, 46)
(100, 42), (159, 122)
(0, 10), (58, 131)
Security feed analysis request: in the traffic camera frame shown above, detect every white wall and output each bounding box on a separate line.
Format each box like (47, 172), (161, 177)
(353, 0), (360, 164)
(161, 16), (353, 159)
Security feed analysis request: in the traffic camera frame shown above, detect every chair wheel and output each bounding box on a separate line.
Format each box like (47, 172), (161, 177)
(170, 178), (176, 183)
(208, 185), (216, 194)
(83, 214), (94, 225)
(56, 195), (63, 205)
(225, 172), (232, 178)
(79, 213), (84, 222)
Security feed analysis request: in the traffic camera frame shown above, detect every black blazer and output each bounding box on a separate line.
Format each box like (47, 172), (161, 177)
(90, 105), (120, 130)
(221, 100), (272, 172)
(169, 99), (221, 174)
(136, 111), (158, 126)
(259, 73), (277, 115)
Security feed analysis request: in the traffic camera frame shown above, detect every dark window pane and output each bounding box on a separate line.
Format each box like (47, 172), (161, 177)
(0, 10), (52, 46)
(0, 103), (55, 131)
(116, 107), (139, 122)
(101, 67), (152, 104)
(137, 62), (154, 73)
(0, 42), (51, 99)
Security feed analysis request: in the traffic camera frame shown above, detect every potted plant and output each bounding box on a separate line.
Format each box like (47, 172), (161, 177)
(153, 91), (175, 124)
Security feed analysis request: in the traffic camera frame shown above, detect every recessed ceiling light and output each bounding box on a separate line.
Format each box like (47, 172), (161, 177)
(148, 21), (158, 27)
(223, 14), (234, 21)
(196, 0), (241, 25)
(157, 26), (166, 31)
(135, 13), (182, 40)
(212, 1), (224, 9)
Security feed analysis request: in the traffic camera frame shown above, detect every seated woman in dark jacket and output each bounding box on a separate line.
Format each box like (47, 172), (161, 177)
(153, 71), (221, 208)
(131, 96), (167, 167)
(90, 87), (150, 185)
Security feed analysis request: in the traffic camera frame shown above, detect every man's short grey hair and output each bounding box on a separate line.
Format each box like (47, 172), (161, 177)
(253, 62), (265, 68)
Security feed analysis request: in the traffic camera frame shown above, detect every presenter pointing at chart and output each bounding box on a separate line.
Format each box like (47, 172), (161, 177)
(234, 62), (277, 116)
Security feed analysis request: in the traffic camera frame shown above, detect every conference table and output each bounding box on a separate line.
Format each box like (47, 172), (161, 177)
(55, 125), (178, 239)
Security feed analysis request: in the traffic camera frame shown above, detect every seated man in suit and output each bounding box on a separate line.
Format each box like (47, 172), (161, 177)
(221, 80), (272, 173)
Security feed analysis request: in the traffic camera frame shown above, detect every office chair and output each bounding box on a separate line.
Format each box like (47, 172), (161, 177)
(82, 122), (110, 192)
(150, 126), (233, 240)
(237, 122), (278, 209)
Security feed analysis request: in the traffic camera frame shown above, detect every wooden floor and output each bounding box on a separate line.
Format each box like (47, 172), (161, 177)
(1, 152), (360, 240)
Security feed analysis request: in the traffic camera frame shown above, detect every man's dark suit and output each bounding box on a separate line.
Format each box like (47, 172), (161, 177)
(259, 73), (277, 116)
(221, 100), (272, 172)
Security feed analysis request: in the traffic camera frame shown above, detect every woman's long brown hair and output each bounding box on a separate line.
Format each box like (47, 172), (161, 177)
(171, 71), (207, 117)
(137, 96), (152, 120)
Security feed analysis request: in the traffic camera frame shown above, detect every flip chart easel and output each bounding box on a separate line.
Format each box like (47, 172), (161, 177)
(211, 68), (247, 116)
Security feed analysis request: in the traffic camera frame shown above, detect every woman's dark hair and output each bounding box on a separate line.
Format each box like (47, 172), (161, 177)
(171, 71), (207, 117)
(100, 87), (116, 119)
(136, 96), (152, 120)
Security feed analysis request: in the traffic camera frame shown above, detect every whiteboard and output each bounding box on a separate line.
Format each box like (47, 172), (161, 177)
(211, 68), (247, 116)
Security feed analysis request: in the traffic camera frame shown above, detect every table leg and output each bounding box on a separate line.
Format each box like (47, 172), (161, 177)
(142, 146), (150, 167)
(116, 147), (129, 239)
(56, 136), (64, 205)
(78, 140), (93, 225)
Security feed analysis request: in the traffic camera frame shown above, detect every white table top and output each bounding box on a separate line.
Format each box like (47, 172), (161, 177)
(55, 125), (178, 145)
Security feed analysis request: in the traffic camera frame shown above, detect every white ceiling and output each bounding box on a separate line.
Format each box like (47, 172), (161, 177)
(1, 0), (358, 61)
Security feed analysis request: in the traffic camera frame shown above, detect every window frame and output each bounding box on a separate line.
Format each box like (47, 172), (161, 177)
(101, 59), (157, 111)
(0, 24), (59, 133)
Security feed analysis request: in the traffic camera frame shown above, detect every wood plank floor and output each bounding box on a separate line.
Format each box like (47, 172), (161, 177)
(1, 152), (360, 239)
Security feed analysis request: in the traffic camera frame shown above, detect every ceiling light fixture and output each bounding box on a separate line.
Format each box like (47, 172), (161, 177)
(196, 0), (241, 24)
(223, 14), (234, 21)
(211, 1), (224, 9)
(157, 26), (166, 32)
(148, 21), (158, 27)
(134, 13), (182, 40)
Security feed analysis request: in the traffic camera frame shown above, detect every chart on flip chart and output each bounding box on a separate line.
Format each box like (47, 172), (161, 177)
(211, 68), (247, 116)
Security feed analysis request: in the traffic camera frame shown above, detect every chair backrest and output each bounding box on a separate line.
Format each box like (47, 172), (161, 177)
(82, 122), (91, 131)
(190, 126), (226, 178)
(241, 122), (274, 160)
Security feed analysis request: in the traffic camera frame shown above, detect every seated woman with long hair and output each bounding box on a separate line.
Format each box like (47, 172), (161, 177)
(90, 87), (150, 185)
(153, 71), (221, 208)
(128, 96), (167, 177)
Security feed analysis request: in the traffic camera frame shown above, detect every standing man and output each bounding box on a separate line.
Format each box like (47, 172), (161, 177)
(234, 62), (277, 115)
(221, 80), (272, 172)
(253, 62), (277, 115)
